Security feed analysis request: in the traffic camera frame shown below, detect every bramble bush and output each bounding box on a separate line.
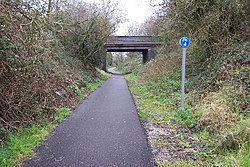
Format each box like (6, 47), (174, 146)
(0, 0), (121, 135)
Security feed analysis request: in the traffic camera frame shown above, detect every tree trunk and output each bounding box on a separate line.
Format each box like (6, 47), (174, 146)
(47, 0), (52, 16)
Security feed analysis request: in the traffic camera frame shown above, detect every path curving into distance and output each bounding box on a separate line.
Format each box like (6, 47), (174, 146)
(22, 71), (153, 167)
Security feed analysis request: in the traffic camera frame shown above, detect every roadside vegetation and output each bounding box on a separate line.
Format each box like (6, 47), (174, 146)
(0, 108), (71, 166)
(0, 75), (109, 167)
(0, 0), (119, 166)
(120, 0), (249, 166)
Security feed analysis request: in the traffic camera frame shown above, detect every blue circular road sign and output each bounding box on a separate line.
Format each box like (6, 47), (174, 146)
(179, 37), (190, 48)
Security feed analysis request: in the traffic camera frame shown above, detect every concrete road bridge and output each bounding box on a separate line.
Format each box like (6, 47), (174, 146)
(102, 36), (161, 71)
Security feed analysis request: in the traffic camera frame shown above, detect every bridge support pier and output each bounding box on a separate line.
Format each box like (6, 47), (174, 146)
(101, 48), (107, 71)
(142, 47), (157, 64)
(142, 50), (149, 64)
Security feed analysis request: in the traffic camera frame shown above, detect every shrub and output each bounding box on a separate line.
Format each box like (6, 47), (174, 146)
(0, 0), (120, 133)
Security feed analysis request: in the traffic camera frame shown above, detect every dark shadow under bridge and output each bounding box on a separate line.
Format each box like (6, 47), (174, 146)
(102, 36), (161, 71)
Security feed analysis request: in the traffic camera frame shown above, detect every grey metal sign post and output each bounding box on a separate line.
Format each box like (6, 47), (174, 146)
(179, 37), (190, 109)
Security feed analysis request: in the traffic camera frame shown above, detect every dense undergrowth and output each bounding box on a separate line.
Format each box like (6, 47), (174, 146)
(126, 42), (249, 166)
(0, 73), (109, 167)
(0, 0), (118, 165)
(121, 0), (249, 166)
(0, 0), (120, 139)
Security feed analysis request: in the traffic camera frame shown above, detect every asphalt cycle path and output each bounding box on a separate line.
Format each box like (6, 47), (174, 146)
(23, 73), (153, 167)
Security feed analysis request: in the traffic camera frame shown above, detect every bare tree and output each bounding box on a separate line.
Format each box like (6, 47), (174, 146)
(126, 22), (145, 36)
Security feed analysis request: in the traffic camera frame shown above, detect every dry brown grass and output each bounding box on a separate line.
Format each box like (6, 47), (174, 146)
(197, 106), (236, 134)
(195, 90), (237, 134)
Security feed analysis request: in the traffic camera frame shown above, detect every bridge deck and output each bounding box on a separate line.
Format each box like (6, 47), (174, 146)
(105, 36), (160, 46)
(105, 42), (160, 46)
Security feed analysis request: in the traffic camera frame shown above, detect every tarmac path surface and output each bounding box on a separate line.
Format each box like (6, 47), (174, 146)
(22, 73), (153, 167)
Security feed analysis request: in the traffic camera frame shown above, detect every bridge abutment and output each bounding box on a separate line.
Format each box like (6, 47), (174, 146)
(142, 47), (157, 64)
(142, 50), (149, 64)
(101, 48), (107, 71)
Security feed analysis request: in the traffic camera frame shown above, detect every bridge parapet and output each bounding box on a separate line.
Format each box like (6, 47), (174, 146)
(106, 36), (160, 44)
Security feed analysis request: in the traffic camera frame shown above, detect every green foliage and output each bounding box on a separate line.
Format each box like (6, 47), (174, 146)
(0, 108), (72, 167)
(126, 42), (249, 165)
(76, 16), (109, 66)
(0, 124), (53, 167)
(158, 161), (201, 167)
(160, 0), (248, 59)
(54, 108), (71, 122)
(124, 0), (249, 165)
(106, 53), (113, 66)
(70, 86), (80, 96)
(174, 109), (197, 128)
(138, 111), (148, 120)
(127, 71), (199, 128)
(215, 142), (250, 167)
(0, 0), (117, 133)
(0, 36), (22, 51)
(0, 67), (110, 165)
(116, 53), (142, 74)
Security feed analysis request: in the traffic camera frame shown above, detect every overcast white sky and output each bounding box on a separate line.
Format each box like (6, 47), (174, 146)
(83, 0), (161, 35)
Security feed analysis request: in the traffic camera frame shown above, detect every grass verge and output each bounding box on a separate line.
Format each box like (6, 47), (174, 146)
(125, 45), (249, 166)
(0, 108), (70, 167)
(0, 70), (110, 167)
